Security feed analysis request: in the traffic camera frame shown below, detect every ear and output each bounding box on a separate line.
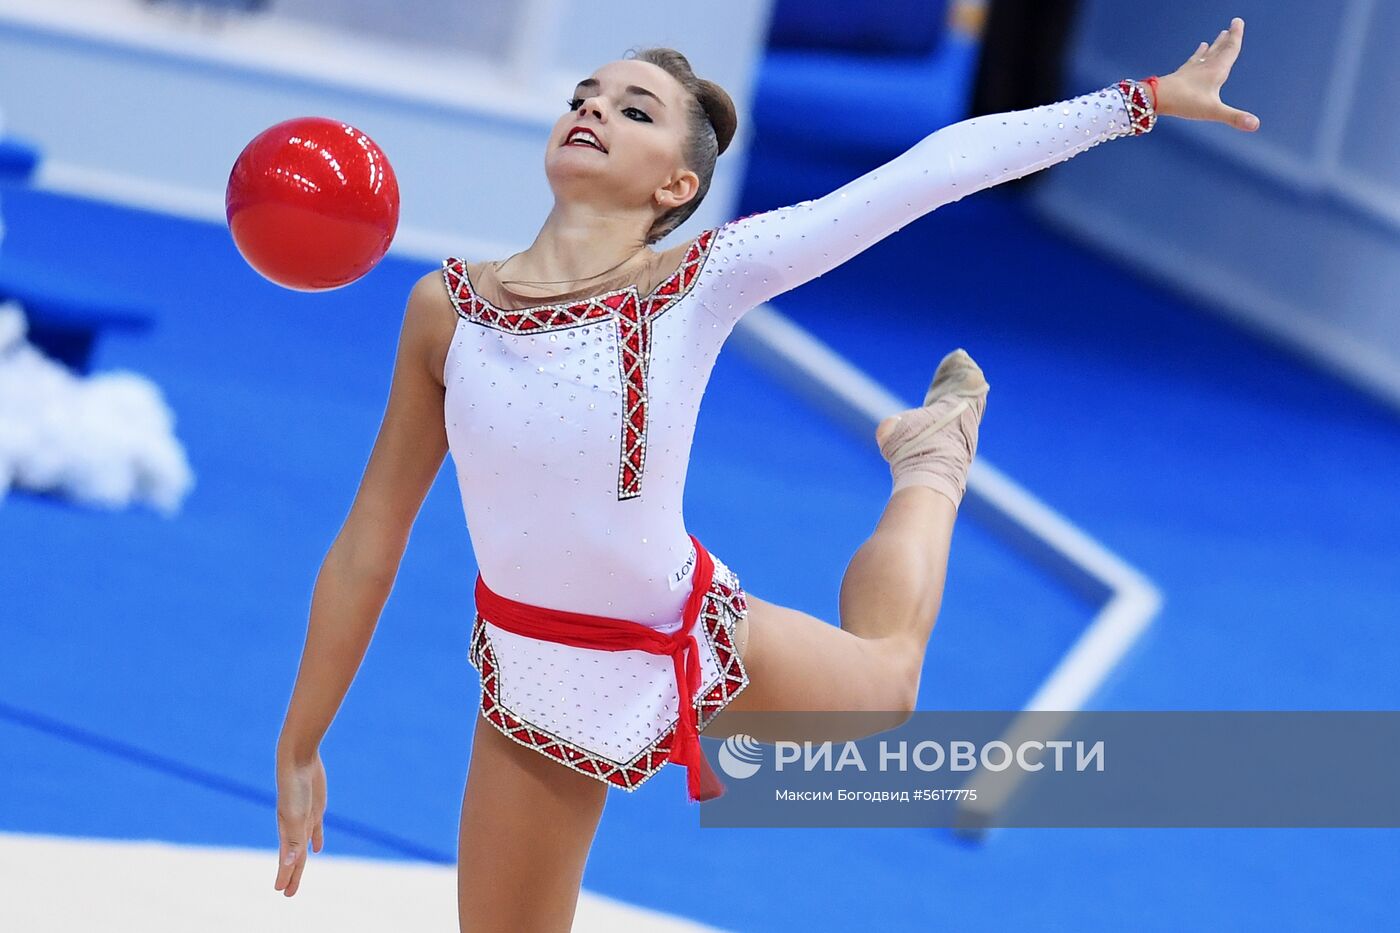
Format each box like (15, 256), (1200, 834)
(653, 168), (700, 211)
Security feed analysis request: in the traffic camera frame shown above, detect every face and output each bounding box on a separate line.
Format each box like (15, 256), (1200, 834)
(545, 59), (700, 219)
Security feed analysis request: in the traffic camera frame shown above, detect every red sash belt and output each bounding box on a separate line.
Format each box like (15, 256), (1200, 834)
(472, 533), (726, 803)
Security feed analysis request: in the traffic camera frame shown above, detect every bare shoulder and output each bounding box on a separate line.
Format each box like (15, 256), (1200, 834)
(406, 266), (461, 388)
(410, 264), (458, 317)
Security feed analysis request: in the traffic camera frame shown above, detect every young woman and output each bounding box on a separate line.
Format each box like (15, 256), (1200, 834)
(274, 19), (1256, 930)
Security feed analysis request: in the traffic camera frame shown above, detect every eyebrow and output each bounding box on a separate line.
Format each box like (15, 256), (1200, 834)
(575, 78), (666, 108)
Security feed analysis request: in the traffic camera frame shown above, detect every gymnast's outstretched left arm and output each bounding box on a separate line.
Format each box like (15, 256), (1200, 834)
(700, 16), (1258, 324)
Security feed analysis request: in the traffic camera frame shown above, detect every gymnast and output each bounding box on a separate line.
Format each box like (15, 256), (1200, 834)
(274, 18), (1256, 931)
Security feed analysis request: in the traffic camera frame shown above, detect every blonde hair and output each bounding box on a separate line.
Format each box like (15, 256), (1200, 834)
(623, 46), (738, 244)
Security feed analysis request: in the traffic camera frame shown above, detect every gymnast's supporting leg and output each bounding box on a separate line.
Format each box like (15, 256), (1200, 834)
(458, 711), (608, 933)
(706, 350), (988, 739)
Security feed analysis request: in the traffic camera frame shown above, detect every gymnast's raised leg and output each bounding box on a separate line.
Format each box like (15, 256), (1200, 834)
(706, 349), (989, 739)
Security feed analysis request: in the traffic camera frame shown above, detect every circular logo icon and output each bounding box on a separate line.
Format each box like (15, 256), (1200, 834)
(717, 733), (764, 779)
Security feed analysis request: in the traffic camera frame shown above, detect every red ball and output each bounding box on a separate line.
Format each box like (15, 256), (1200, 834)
(226, 117), (400, 291)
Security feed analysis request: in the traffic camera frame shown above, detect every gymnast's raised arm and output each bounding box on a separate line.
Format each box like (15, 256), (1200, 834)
(700, 17), (1258, 324)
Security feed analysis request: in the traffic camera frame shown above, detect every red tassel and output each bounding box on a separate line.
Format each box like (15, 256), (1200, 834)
(690, 750), (727, 802)
(673, 728), (727, 802)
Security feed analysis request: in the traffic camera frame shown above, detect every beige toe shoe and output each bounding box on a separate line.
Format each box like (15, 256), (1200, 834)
(877, 348), (989, 506)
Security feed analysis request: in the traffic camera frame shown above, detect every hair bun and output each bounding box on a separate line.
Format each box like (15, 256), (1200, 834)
(696, 79), (737, 156)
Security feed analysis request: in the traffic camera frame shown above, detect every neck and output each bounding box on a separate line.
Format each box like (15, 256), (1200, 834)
(503, 200), (653, 285)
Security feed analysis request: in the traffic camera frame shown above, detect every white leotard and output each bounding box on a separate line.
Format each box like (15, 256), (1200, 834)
(441, 81), (1151, 631)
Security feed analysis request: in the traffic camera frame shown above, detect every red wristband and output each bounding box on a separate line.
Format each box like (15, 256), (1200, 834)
(1145, 75), (1160, 110)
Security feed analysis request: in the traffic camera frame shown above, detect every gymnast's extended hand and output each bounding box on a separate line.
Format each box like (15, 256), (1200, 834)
(1154, 16), (1259, 131)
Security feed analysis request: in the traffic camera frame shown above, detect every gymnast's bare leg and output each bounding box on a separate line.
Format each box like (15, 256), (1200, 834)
(457, 710), (608, 933)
